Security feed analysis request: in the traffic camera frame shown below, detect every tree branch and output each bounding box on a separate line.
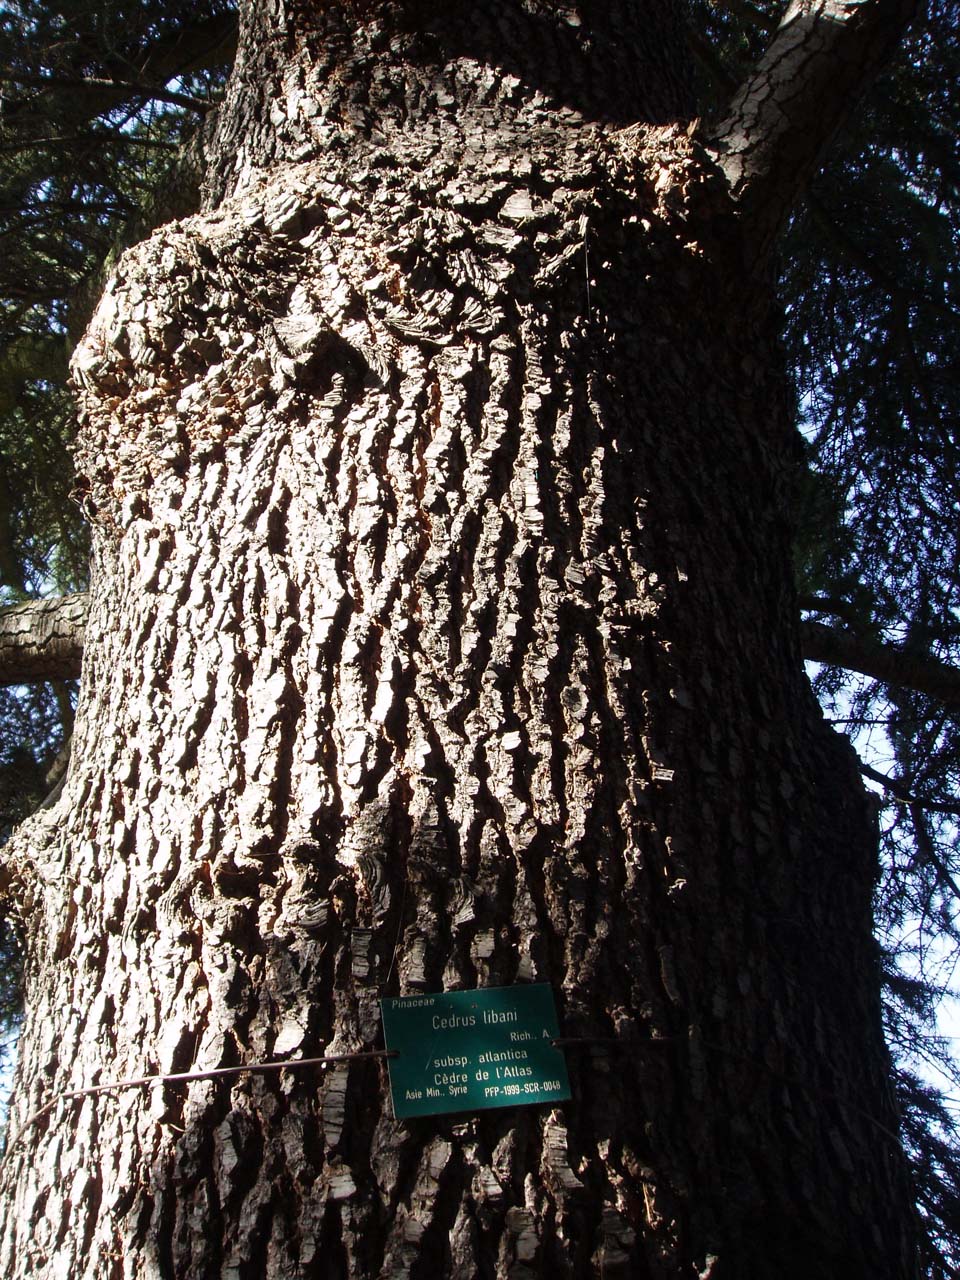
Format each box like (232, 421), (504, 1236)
(801, 619), (960, 710)
(0, 594), (87, 685)
(0, 13), (236, 144)
(804, 188), (959, 325)
(131, 12), (238, 86)
(3, 72), (215, 115)
(0, 133), (180, 155)
(799, 592), (868, 627)
(708, 0), (919, 256)
(859, 761), (960, 821)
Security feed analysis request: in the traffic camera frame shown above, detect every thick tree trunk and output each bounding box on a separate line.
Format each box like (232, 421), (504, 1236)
(0, 4), (918, 1277)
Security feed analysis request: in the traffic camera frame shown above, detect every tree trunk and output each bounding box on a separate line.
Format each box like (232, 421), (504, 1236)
(0, 3), (918, 1277)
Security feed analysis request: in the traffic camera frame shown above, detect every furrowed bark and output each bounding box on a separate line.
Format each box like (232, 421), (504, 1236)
(801, 619), (960, 710)
(0, 3), (919, 1278)
(0, 593), (87, 685)
(709, 0), (919, 256)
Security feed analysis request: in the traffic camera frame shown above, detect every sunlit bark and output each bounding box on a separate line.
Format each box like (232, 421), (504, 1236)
(0, 594), (87, 685)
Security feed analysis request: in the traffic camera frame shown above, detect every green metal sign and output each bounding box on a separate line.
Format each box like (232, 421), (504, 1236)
(380, 984), (571, 1119)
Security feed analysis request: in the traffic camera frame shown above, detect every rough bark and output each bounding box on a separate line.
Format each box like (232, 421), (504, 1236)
(801, 618), (960, 710)
(0, 3), (918, 1278)
(11, 595), (958, 711)
(0, 593), (87, 685)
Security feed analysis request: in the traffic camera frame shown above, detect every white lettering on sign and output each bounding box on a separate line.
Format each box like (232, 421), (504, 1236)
(381, 984), (572, 1119)
(432, 1012), (477, 1030)
(482, 1008), (518, 1025)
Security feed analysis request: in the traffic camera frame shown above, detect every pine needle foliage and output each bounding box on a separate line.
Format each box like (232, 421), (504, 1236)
(0, 0), (235, 597)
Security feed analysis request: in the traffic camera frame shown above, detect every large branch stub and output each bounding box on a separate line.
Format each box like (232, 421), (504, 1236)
(709, 0), (918, 255)
(801, 619), (960, 709)
(0, 593), (87, 686)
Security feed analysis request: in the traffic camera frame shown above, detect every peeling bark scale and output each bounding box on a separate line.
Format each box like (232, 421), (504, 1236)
(0, 3), (919, 1278)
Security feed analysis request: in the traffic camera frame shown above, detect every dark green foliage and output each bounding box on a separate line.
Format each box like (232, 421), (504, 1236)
(738, 1), (960, 1266)
(0, 680), (68, 838)
(896, 1063), (960, 1280)
(0, 0), (236, 330)
(0, 384), (87, 596)
(783, 0), (960, 1041)
(692, 0), (960, 1266)
(0, 0), (236, 598)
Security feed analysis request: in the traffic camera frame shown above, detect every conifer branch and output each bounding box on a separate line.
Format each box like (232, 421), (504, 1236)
(859, 760), (960, 822)
(801, 619), (960, 710)
(2, 72), (213, 114)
